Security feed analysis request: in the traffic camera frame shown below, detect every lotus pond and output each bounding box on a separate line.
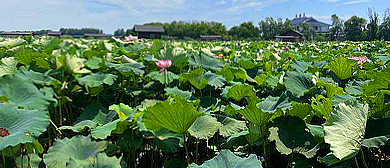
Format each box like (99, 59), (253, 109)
(0, 36), (390, 168)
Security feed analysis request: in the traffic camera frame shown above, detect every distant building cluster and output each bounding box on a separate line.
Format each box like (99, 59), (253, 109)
(292, 13), (330, 33)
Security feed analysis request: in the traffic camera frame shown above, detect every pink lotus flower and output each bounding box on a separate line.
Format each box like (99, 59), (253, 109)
(217, 54), (223, 58)
(349, 56), (371, 69)
(283, 45), (289, 51)
(155, 59), (172, 74)
(124, 35), (138, 42)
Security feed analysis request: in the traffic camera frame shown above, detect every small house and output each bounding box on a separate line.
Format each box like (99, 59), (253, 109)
(47, 31), (62, 38)
(134, 25), (164, 39)
(1, 32), (34, 37)
(292, 14), (331, 33)
(200, 35), (222, 41)
(275, 30), (303, 42)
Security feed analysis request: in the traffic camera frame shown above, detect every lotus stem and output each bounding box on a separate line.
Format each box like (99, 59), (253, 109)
(195, 138), (199, 163)
(355, 157), (360, 168)
(1, 150), (5, 168)
(184, 134), (190, 165)
(27, 154), (31, 168)
(361, 150), (368, 168)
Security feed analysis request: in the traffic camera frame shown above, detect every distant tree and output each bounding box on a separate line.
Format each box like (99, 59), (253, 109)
(60, 28), (103, 35)
(34, 29), (51, 35)
(367, 8), (379, 41)
(114, 29), (125, 36)
(379, 8), (390, 40)
(299, 22), (315, 41)
(329, 14), (344, 40)
(344, 16), (366, 41)
(258, 17), (293, 40)
(229, 21), (259, 39)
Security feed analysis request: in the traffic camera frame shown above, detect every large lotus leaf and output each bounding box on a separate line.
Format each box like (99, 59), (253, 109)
(91, 119), (120, 140)
(189, 116), (221, 140)
(362, 118), (390, 148)
(164, 87), (192, 99)
(369, 90), (390, 118)
(227, 84), (255, 101)
(316, 81), (346, 98)
(311, 95), (333, 119)
(189, 52), (224, 71)
(238, 99), (274, 127)
(188, 149), (262, 168)
(284, 71), (313, 97)
(290, 60), (311, 73)
(147, 71), (179, 85)
(180, 68), (208, 90)
(142, 97), (204, 134)
(64, 54), (91, 74)
(0, 38), (24, 47)
(204, 71), (226, 88)
(109, 103), (133, 120)
(268, 116), (319, 158)
(15, 69), (56, 86)
(85, 57), (102, 70)
(0, 57), (17, 77)
(77, 73), (118, 88)
(43, 136), (107, 168)
(0, 104), (49, 150)
(107, 62), (145, 75)
(324, 101), (369, 160)
(76, 103), (110, 124)
(0, 75), (53, 109)
(216, 66), (247, 82)
(257, 93), (292, 113)
(218, 116), (247, 138)
(328, 57), (352, 80)
(67, 153), (121, 168)
(362, 71), (390, 96)
(285, 102), (312, 121)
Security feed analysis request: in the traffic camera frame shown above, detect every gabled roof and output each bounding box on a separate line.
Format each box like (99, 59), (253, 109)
(47, 31), (62, 35)
(292, 17), (330, 27)
(134, 25), (165, 33)
(280, 30), (303, 36)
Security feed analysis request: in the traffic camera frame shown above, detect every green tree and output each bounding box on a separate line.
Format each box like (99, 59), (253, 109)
(344, 16), (366, 41)
(114, 29), (125, 36)
(228, 21), (259, 39)
(367, 8), (379, 41)
(379, 8), (390, 40)
(329, 14), (344, 40)
(299, 22), (315, 41)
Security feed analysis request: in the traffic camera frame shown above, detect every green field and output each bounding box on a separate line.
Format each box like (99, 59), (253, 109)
(0, 36), (390, 168)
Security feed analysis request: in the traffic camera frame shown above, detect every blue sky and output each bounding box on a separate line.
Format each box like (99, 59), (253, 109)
(0, 0), (389, 34)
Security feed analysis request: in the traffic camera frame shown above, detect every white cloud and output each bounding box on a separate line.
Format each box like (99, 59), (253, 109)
(337, 0), (369, 6)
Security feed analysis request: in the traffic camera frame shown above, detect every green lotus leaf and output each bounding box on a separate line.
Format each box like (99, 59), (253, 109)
(64, 54), (91, 74)
(142, 96), (204, 134)
(324, 101), (369, 160)
(204, 71), (226, 88)
(218, 116), (248, 138)
(268, 116), (319, 158)
(188, 149), (262, 168)
(91, 119), (120, 140)
(238, 99), (274, 127)
(77, 73), (118, 88)
(0, 104), (49, 150)
(66, 153), (121, 168)
(164, 87), (192, 99)
(43, 135), (107, 168)
(257, 93), (292, 113)
(15, 69), (56, 86)
(107, 62), (145, 75)
(189, 116), (221, 140)
(189, 52), (224, 71)
(311, 95), (333, 120)
(180, 68), (208, 90)
(109, 103), (133, 120)
(284, 71), (313, 97)
(0, 38), (24, 47)
(147, 71), (179, 85)
(316, 81), (346, 98)
(328, 57), (352, 80)
(285, 102), (312, 121)
(238, 59), (256, 69)
(227, 84), (255, 101)
(0, 75), (53, 109)
(362, 71), (390, 96)
(0, 57), (17, 77)
(290, 60), (311, 73)
(85, 57), (102, 70)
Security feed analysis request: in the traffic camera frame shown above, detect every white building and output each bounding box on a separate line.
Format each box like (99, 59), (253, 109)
(292, 14), (331, 33)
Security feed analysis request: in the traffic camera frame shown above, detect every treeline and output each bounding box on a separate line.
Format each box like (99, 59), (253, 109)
(59, 28), (103, 35)
(113, 7), (390, 41)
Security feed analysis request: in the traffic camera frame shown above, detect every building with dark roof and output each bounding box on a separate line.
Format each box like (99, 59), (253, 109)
(275, 30), (303, 42)
(292, 14), (331, 33)
(47, 31), (62, 38)
(134, 25), (165, 39)
(1, 32), (34, 37)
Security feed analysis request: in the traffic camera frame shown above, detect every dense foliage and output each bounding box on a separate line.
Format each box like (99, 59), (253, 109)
(0, 36), (390, 168)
